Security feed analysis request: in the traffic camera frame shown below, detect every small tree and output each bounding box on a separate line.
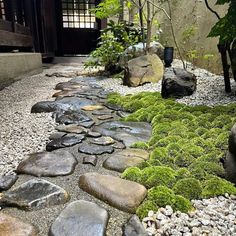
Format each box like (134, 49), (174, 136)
(205, 0), (236, 92)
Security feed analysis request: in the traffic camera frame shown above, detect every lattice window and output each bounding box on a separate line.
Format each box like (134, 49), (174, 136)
(62, 0), (97, 29)
(0, 0), (6, 20)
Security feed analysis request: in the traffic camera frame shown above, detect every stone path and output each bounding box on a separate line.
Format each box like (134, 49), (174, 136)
(0, 74), (152, 235)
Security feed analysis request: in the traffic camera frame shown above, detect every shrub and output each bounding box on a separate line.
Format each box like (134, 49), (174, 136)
(136, 200), (158, 219)
(121, 167), (141, 183)
(174, 195), (192, 212)
(176, 168), (192, 180)
(201, 176), (236, 198)
(174, 153), (195, 167)
(173, 178), (202, 199)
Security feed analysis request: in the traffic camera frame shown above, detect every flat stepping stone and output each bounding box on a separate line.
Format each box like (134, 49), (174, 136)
(78, 120), (95, 128)
(97, 115), (114, 120)
(56, 124), (87, 134)
(90, 136), (115, 146)
(104, 103), (124, 111)
(112, 141), (126, 149)
(103, 149), (149, 172)
(92, 110), (113, 116)
(55, 82), (85, 90)
(79, 172), (147, 213)
(55, 110), (92, 125)
(49, 132), (66, 140)
(16, 150), (77, 177)
(0, 175), (18, 191)
(117, 111), (130, 118)
(31, 97), (93, 113)
(46, 134), (85, 151)
(87, 131), (102, 138)
(52, 90), (84, 98)
(78, 143), (114, 155)
(123, 215), (148, 236)
(81, 105), (104, 111)
(93, 121), (152, 147)
(49, 200), (109, 236)
(0, 213), (38, 236)
(0, 179), (69, 210)
(83, 156), (98, 166)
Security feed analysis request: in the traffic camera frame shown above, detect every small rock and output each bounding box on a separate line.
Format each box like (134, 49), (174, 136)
(97, 115), (114, 120)
(0, 174), (18, 191)
(83, 156), (98, 166)
(78, 143), (114, 155)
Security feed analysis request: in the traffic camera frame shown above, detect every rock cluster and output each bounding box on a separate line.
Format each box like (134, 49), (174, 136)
(143, 195), (236, 236)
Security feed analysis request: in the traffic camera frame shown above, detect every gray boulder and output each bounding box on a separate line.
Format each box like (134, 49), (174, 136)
(229, 123), (236, 156)
(124, 54), (164, 87)
(161, 68), (197, 98)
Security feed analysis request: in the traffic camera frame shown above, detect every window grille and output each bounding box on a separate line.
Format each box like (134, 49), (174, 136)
(0, 0), (6, 20)
(62, 0), (97, 29)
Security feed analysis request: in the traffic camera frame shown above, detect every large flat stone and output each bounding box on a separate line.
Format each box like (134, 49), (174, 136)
(93, 121), (152, 147)
(16, 150), (77, 177)
(78, 143), (114, 155)
(79, 173), (147, 213)
(103, 149), (149, 172)
(56, 124), (88, 134)
(90, 136), (116, 146)
(31, 97), (93, 113)
(49, 200), (109, 236)
(0, 179), (69, 210)
(0, 213), (37, 236)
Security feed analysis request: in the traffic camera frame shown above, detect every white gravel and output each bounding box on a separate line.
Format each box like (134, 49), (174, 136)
(143, 194), (236, 236)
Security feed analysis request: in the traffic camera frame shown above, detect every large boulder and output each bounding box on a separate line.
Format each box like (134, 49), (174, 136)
(119, 42), (164, 68)
(161, 68), (197, 98)
(123, 54), (164, 87)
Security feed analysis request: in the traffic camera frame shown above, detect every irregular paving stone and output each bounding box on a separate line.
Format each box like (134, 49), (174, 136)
(0, 175), (18, 191)
(92, 110), (113, 116)
(55, 82), (85, 90)
(123, 215), (148, 236)
(78, 143), (114, 155)
(86, 131), (102, 138)
(90, 136), (115, 146)
(83, 156), (98, 166)
(56, 124), (88, 134)
(78, 120), (95, 128)
(16, 150), (77, 177)
(81, 105), (104, 111)
(93, 121), (152, 147)
(55, 110), (92, 125)
(0, 179), (69, 210)
(104, 103), (124, 111)
(46, 72), (79, 78)
(46, 134), (85, 151)
(49, 132), (67, 140)
(52, 90), (84, 98)
(0, 213), (38, 236)
(116, 111), (130, 118)
(31, 97), (93, 113)
(79, 172), (147, 213)
(97, 115), (114, 120)
(49, 200), (108, 236)
(111, 141), (126, 150)
(103, 149), (149, 172)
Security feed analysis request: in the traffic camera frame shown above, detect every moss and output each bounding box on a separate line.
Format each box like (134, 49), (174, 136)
(180, 143), (205, 158)
(130, 141), (149, 150)
(197, 150), (224, 163)
(140, 166), (176, 188)
(173, 178), (202, 199)
(136, 200), (158, 219)
(176, 168), (192, 180)
(202, 128), (223, 139)
(174, 195), (192, 212)
(215, 132), (229, 149)
(174, 153), (195, 167)
(212, 115), (232, 129)
(121, 167), (141, 183)
(149, 147), (174, 166)
(156, 136), (181, 147)
(189, 161), (225, 180)
(195, 127), (208, 136)
(202, 176), (236, 198)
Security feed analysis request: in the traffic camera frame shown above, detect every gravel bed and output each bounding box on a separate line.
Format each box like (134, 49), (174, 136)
(96, 60), (236, 106)
(143, 194), (236, 236)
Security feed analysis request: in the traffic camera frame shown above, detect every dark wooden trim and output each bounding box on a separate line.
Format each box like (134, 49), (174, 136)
(0, 30), (32, 47)
(14, 23), (31, 35)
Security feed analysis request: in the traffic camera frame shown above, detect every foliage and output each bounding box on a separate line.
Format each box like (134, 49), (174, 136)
(85, 21), (141, 71)
(173, 178), (202, 200)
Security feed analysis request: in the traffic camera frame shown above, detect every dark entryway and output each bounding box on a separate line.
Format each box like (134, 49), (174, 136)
(56, 0), (104, 55)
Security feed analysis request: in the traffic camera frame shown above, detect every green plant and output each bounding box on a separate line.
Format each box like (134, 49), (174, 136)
(173, 178), (202, 199)
(136, 200), (158, 219)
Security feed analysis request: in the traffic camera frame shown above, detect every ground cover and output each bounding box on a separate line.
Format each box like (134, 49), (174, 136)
(107, 91), (236, 218)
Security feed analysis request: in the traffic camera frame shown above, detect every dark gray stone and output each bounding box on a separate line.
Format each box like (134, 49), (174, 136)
(123, 215), (148, 236)
(93, 121), (152, 147)
(16, 150), (77, 177)
(31, 97), (93, 113)
(223, 151), (236, 184)
(78, 120), (95, 128)
(49, 132), (67, 140)
(112, 141), (126, 150)
(0, 175), (18, 191)
(56, 124), (88, 134)
(97, 115), (114, 120)
(161, 67), (197, 99)
(78, 143), (114, 155)
(104, 103), (124, 111)
(49, 200), (109, 236)
(83, 156), (98, 166)
(0, 179), (69, 210)
(92, 110), (113, 116)
(103, 149), (149, 172)
(117, 111), (130, 118)
(79, 173), (147, 213)
(87, 131), (102, 138)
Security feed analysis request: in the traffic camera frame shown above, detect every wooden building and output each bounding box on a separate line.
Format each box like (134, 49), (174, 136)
(0, 0), (106, 60)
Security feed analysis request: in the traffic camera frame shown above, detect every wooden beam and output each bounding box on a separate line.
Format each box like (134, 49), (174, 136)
(14, 23), (31, 35)
(0, 30), (33, 47)
(0, 19), (12, 32)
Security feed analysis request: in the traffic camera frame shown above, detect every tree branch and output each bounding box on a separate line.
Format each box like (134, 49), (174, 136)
(204, 0), (220, 20)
